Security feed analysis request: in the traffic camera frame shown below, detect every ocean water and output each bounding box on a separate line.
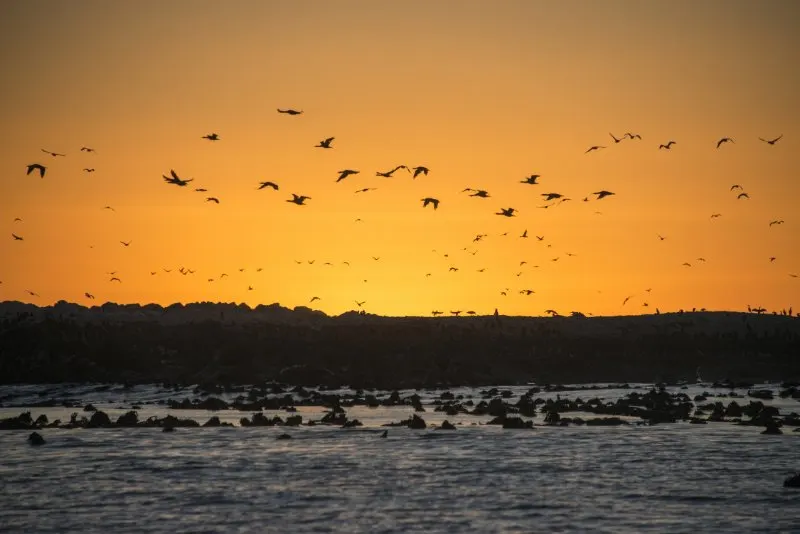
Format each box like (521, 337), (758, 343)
(0, 383), (798, 533)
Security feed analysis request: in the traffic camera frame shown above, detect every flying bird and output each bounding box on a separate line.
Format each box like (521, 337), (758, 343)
(609, 132), (623, 144)
(496, 208), (517, 217)
(376, 165), (410, 177)
(336, 169), (359, 182)
(412, 166), (429, 178)
(520, 229), (528, 238)
(83, 168), (95, 173)
(41, 149), (65, 157)
(593, 190), (615, 200)
(277, 108), (303, 115)
(26, 164), (46, 178)
(657, 234), (666, 241)
(624, 132), (642, 140)
(201, 133), (220, 141)
(520, 289), (535, 296)
(730, 184), (742, 191)
(163, 169), (193, 186)
(541, 193), (563, 201)
(13, 218), (22, 222)
(85, 293), (95, 299)
(26, 290), (39, 297)
(622, 296), (632, 306)
(711, 213), (722, 218)
(737, 192), (749, 200)
(585, 145), (606, 153)
(103, 206), (115, 211)
(769, 257), (776, 263)
(120, 241), (131, 247)
(769, 219), (784, 227)
(315, 137), (334, 149)
(355, 300), (366, 307)
(206, 197), (220, 204)
(11, 233), (23, 241)
(355, 187), (376, 194)
(110, 277), (122, 282)
(521, 175), (540, 185)
(421, 197), (440, 210)
(195, 188), (207, 192)
(759, 134), (783, 145)
(470, 190), (490, 198)
(310, 296), (321, 303)
(80, 146), (96, 153)
(716, 137), (734, 148)
(258, 181), (279, 190)
(659, 141), (676, 150)
(287, 194), (311, 205)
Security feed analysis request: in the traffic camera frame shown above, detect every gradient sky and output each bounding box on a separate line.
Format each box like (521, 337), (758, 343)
(1, 1), (798, 317)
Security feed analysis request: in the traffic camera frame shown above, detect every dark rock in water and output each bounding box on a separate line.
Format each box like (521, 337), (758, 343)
(285, 415), (303, 426)
(162, 426), (175, 432)
(35, 414), (48, 426)
(0, 411), (35, 430)
(748, 389), (774, 400)
(115, 410), (138, 427)
(203, 416), (222, 427)
(28, 431), (45, 446)
(83, 403), (97, 412)
(88, 410), (112, 428)
(438, 420), (456, 430)
(689, 418), (708, 424)
(500, 416), (534, 429)
(342, 419), (363, 428)
(408, 414), (427, 429)
(380, 430), (388, 438)
(785, 473), (800, 488)
(762, 421), (783, 435)
(276, 433), (292, 440)
(544, 411), (561, 425)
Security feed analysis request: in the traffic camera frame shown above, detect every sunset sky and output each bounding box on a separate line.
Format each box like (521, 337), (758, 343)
(1, 1), (798, 317)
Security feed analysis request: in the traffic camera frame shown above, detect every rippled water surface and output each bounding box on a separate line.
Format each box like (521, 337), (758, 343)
(1, 383), (798, 533)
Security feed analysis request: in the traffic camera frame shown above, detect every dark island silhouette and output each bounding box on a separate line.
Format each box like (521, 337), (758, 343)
(0, 300), (798, 389)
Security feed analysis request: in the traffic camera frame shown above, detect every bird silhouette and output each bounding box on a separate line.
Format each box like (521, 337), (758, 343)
(541, 193), (563, 201)
(13, 218), (22, 222)
(310, 296), (321, 303)
(287, 194), (311, 205)
(110, 277), (122, 282)
(593, 190), (615, 200)
(659, 141), (676, 149)
(431, 310), (443, 316)
(120, 241), (131, 247)
(26, 164), (46, 178)
(737, 192), (749, 200)
(759, 134), (783, 145)
(163, 169), (193, 186)
(730, 184), (742, 191)
(277, 108), (303, 115)
(201, 133), (220, 141)
(536, 236), (544, 241)
(372, 256), (380, 261)
(315, 137), (334, 149)
(11, 233), (23, 241)
(41, 149), (65, 157)
(520, 289), (535, 296)
(716, 137), (734, 148)
(421, 197), (440, 210)
(657, 234), (666, 241)
(26, 290), (39, 297)
(376, 165), (410, 177)
(520, 229), (528, 238)
(585, 145), (606, 153)
(195, 188), (207, 192)
(496, 208), (516, 217)
(609, 132), (623, 143)
(769, 219), (784, 227)
(355, 300), (366, 307)
(85, 292), (95, 299)
(355, 187), (376, 193)
(449, 267), (459, 272)
(622, 296), (632, 306)
(80, 146), (96, 153)
(83, 168), (95, 173)
(769, 257), (776, 263)
(412, 166), (429, 178)
(711, 213), (722, 218)
(469, 190), (490, 198)
(624, 132), (642, 140)
(521, 175), (540, 185)
(103, 206), (115, 212)
(258, 181), (279, 190)
(337, 169), (359, 182)
(206, 197), (220, 204)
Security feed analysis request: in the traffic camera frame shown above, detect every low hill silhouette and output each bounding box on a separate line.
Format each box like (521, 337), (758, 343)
(0, 301), (798, 388)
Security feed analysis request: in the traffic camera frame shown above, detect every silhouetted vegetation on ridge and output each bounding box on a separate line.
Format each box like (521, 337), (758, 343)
(0, 301), (798, 388)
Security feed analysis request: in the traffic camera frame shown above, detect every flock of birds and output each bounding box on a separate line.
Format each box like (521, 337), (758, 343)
(6, 109), (797, 317)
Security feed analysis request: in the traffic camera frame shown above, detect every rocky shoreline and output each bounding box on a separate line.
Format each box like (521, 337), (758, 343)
(1, 301), (799, 388)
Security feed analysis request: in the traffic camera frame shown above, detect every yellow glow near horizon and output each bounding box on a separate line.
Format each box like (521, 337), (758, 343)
(1, 1), (798, 317)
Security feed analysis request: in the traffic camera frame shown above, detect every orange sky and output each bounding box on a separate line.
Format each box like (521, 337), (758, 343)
(1, 1), (798, 317)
